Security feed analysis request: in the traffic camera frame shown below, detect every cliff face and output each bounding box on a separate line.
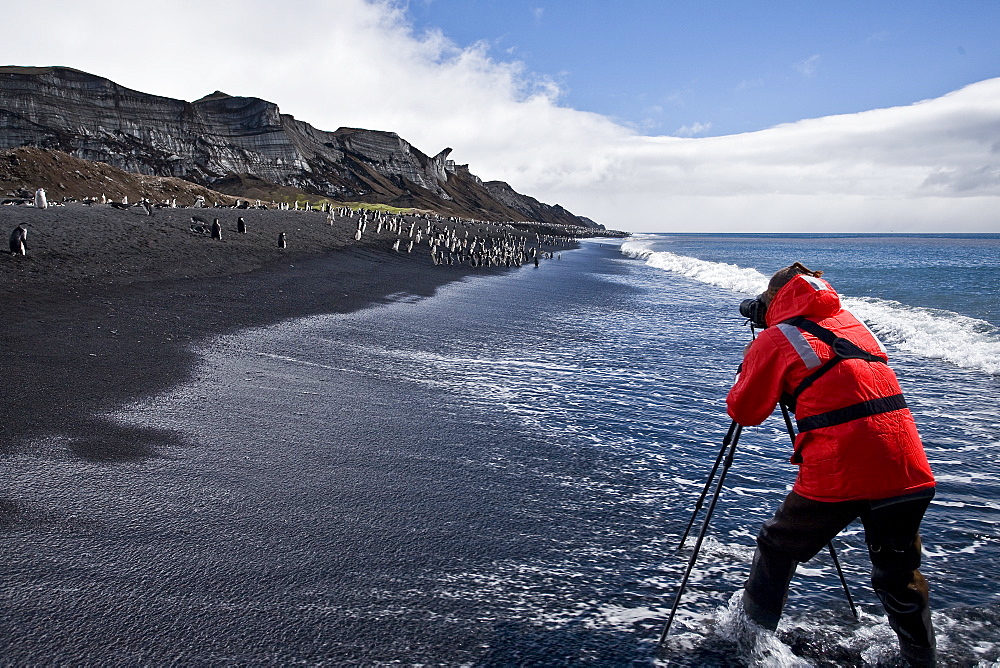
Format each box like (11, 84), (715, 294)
(484, 180), (595, 228)
(0, 66), (600, 227)
(0, 146), (243, 205)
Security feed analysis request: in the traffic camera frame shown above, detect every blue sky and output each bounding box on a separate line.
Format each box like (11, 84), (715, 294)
(4, 0), (999, 232)
(406, 0), (999, 137)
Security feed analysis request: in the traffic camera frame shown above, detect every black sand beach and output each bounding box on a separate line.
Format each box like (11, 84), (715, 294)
(0, 202), (515, 464)
(2, 201), (624, 664)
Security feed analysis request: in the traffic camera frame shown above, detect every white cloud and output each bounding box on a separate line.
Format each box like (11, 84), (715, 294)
(794, 54), (821, 77)
(3, 0), (998, 232)
(674, 121), (713, 137)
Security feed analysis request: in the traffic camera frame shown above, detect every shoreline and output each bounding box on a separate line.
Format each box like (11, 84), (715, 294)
(0, 203), (553, 461)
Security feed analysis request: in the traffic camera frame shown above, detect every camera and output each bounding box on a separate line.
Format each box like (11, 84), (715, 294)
(739, 296), (768, 329)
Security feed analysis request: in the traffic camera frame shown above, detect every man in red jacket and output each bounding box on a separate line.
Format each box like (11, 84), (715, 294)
(727, 262), (937, 666)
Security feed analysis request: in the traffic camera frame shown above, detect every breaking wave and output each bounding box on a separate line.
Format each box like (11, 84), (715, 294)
(621, 241), (1000, 376)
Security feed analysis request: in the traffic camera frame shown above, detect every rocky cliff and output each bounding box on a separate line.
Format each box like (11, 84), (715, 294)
(0, 66), (602, 228)
(484, 180), (592, 228)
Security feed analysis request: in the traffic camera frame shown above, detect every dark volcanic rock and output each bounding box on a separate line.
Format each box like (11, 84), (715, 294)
(0, 66), (601, 227)
(485, 180), (605, 230)
(0, 146), (240, 205)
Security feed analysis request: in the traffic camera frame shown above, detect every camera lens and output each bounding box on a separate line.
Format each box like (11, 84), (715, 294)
(739, 298), (767, 328)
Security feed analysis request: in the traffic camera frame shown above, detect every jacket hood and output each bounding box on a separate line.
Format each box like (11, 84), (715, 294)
(765, 274), (842, 326)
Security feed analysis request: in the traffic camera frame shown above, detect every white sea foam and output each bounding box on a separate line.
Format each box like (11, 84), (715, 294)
(621, 241), (769, 295)
(620, 243), (1000, 376)
(713, 593), (812, 667)
(591, 604), (659, 628)
(842, 297), (1000, 375)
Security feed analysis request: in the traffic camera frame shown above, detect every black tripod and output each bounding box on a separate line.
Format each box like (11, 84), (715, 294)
(658, 404), (859, 643)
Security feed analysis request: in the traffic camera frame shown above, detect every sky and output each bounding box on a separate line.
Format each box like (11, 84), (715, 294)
(3, 0), (999, 232)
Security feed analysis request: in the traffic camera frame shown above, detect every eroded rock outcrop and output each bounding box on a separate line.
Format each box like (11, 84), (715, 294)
(0, 66), (601, 227)
(484, 180), (593, 229)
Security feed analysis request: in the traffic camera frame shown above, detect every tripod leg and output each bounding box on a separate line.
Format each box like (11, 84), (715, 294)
(779, 403), (858, 622)
(659, 425), (742, 644)
(828, 542), (860, 621)
(677, 421), (738, 551)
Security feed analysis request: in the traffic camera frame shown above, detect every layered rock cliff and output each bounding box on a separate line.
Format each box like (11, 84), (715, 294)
(0, 66), (602, 228)
(484, 180), (593, 228)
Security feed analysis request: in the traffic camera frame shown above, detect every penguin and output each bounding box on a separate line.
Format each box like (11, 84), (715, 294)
(278, 232), (287, 249)
(237, 216), (247, 234)
(34, 188), (47, 210)
(9, 224), (27, 256)
(211, 218), (223, 240)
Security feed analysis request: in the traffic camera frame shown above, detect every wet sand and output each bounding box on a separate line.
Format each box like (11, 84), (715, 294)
(0, 202), (503, 462)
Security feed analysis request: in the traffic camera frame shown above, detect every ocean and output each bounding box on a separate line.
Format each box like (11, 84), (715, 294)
(5, 234), (999, 665)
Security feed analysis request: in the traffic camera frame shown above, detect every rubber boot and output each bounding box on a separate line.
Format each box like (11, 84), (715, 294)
(876, 588), (936, 667)
(742, 548), (798, 631)
(898, 638), (936, 668)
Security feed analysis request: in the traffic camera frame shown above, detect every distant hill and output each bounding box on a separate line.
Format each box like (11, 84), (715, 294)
(0, 146), (243, 206)
(0, 65), (605, 230)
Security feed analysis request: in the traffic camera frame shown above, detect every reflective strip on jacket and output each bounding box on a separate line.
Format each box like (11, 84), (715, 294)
(726, 274), (936, 502)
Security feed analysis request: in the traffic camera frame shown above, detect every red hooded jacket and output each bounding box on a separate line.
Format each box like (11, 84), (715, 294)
(727, 274), (935, 502)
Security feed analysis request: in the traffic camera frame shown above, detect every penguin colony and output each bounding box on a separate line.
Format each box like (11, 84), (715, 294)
(345, 207), (579, 269)
(7, 188), (589, 264)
